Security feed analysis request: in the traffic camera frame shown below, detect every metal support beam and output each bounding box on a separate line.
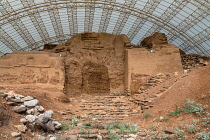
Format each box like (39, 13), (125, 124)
(112, 0), (137, 35)
(0, 29), (22, 51)
(84, 1), (95, 32)
(127, 0), (161, 40)
(98, 0), (115, 32)
(66, 1), (78, 35)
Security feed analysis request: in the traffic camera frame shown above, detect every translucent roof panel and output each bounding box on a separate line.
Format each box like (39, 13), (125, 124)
(0, 0), (209, 56)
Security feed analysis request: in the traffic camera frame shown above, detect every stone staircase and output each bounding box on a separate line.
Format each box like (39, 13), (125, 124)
(79, 95), (142, 121)
(130, 72), (189, 112)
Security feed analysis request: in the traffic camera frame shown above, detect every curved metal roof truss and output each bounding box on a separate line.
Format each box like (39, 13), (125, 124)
(0, 0), (209, 56)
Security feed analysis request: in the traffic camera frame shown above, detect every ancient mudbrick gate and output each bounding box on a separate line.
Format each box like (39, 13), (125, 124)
(63, 33), (130, 94)
(0, 32), (183, 95)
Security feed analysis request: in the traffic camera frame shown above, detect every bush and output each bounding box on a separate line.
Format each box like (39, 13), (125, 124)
(143, 112), (152, 119)
(168, 106), (182, 116)
(186, 124), (200, 133)
(105, 121), (138, 134)
(202, 117), (210, 127)
(183, 99), (208, 116)
(59, 121), (71, 131)
(108, 131), (121, 140)
(195, 131), (210, 140)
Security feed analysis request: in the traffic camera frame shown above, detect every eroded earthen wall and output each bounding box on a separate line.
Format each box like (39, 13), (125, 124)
(64, 32), (130, 95)
(0, 51), (64, 92)
(126, 44), (183, 93)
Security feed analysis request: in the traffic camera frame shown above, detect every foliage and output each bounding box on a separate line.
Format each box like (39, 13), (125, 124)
(186, 124), (200, 133)
(143, 112), (152, 119)
(117, 122), (138, 134)
(182, 99), (208, 116)
(168, 106), (182, 116)
(105, 121), (138, 135)
(202, 117), (210, 127)
(201, 94), (207, 99)
(148, 125), (156, 131)
(153, 116), (168, 122)
(59, 121), (71, 131)
(107, 130), (121, 140)
(195, 131), (210, 140)
(71, 117), (78, 126)
(174, 128), (188, 139)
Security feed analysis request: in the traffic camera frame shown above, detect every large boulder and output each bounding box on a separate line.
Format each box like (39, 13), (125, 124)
(13, 105), (27, 113)
(24, 99), (39, 107)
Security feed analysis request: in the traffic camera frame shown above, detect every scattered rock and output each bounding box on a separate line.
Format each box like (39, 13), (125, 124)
(24, 99), (39, 107)
(37, 115), (50, 124)
(6, 101), (17, 106)
(96, 135), (103, 140)
(22, 96), (34, 101)
(10, 98), (24, 103)
(20, 118), (27, 124)
(129, 134), (137, 138)
(43, 110), (54, 118)
(14, 125), (27, 132)
(35, 106), (45, 112)
(14, 136), (22, 140)
(52, 121), (62, 129)
(59, 111), (66, 115)
(13, 106), (27, 113)
(37, 135), (46, 140)
(26, 108), (35, 115)
(11, 132), (21, 137)
(26, 115), (36, 122)
(49, 137), (57, 140)
(46, 120), (55, 132)
(164, 130), (175, 134)
(138, 132), (147, 137)
(126, 138), (135, 140)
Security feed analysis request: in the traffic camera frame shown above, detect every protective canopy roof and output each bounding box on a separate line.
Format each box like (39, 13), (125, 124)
(0, 0), (209, 56)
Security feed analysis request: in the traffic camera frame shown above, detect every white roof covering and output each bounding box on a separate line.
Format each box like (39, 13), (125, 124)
(0, 0), (209, 56)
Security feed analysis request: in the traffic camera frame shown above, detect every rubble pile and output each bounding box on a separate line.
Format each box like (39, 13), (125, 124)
(181, 54), (208, 69)
(0, 91), (62, 140)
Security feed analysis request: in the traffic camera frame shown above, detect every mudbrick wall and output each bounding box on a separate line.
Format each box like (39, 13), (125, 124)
(126, 44), (183, 93)
(0, 51), (64, 92)
(63, 32), (130, 95)
(0, 32), (184, 96)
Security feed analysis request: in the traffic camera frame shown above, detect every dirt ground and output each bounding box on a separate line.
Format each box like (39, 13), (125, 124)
(0, 65), (209, 139)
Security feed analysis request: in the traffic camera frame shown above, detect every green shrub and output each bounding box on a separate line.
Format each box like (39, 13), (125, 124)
(117, 122), (138, 134)
(174, 127), (184, 137)
(153, 116), (168, 122)
(59, 121), (71, 131)
(108, 131), (121, 140)
(186, 124), (200, 133)
(201, 94), (207, 99)
(195, 131), (210, 140)
(105, 121), (138, 134)
(71, 117), (78, 126)
(168, 106), (182, 116)
(148, 125), (156, 131)
(183, 99), (208, 116)
(143, 112), (152, 118)
(202, 117), (210, 127)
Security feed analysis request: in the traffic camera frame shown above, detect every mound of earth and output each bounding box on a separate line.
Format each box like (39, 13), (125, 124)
(0, 65), (209, 139)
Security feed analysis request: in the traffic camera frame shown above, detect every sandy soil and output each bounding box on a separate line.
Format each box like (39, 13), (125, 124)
(0, 65), (209, 139)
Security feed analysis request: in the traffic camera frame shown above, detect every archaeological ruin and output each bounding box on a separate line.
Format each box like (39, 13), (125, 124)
(0, 1), (209, 139)
(0, 32), (184, 96)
